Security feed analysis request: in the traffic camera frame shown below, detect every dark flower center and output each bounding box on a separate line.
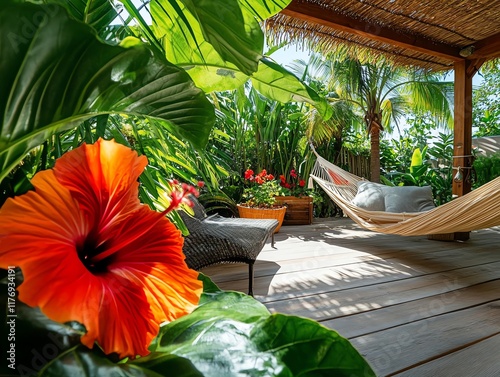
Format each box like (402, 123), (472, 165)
(77, 237), (111, 273)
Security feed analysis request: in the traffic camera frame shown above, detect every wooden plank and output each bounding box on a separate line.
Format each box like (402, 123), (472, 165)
(323, 279), (500, 338)
(349, 301), (500, 376)
(263, 262), (500, 320)
(392, 333), (500, 377)
(203, 223), (500, 297)
(204, 236), (500, 300)
(281, 1), (462, 62)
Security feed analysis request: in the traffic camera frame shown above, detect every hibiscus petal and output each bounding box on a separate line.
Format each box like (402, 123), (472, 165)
(0, 170), (101, 341)
(88, 206), (202, 358)
(53, 138), (147, 231)
(0, 140), (202, 359)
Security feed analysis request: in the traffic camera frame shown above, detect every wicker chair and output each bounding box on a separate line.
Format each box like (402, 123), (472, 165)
(179, 197), (279, 296)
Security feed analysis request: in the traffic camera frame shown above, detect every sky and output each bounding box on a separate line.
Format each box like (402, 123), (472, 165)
(267, 43), (311, 68)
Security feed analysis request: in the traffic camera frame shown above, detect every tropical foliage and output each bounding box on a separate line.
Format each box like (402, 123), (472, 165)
(0, 0), (214, 202)
(473, 152), (500, 188)
(290, 54), (454, 182)
(381, 128), (455, 206)
(473, 60), (500, 136)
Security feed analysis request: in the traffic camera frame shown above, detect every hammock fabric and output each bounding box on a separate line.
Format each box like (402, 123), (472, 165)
(309, 147), (500, 236)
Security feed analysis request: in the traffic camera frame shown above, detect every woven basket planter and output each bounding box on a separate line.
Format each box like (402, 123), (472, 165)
(237, 204), (286, 233)
(274, 196), (314, 225)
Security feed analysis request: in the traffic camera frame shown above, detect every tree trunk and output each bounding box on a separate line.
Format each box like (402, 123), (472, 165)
(370, 126), (381, 182)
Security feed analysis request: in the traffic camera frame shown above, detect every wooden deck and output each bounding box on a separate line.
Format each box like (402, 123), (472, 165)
(201, 217), (500, 377)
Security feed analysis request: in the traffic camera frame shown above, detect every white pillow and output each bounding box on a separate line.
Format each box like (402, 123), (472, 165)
(352, 182), (436, 213)
(351, 181), (385, 211)
(383, 185), (436, 213)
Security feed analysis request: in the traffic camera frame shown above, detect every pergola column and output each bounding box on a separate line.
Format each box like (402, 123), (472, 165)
(430, 59), (478, 242)
(450, 60), (477, 241)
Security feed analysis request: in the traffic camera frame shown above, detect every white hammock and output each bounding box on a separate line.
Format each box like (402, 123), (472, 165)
(309, 147), (500, 236)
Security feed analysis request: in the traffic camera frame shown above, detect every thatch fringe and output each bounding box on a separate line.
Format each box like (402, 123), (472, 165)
(266, 0), (500, 71)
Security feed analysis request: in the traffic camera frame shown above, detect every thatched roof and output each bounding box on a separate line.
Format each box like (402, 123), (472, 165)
(266, 0), (500, 71)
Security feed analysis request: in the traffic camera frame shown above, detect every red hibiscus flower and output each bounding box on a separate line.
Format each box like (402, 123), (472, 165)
(244, 169), (254, 180)
(258, 169), (267, 178)
(0, 139), (202, 359)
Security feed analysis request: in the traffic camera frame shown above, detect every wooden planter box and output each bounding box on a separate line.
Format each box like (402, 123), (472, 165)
(274, 196), (313, 225)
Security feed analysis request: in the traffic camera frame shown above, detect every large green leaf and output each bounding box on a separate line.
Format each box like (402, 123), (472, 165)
(136, 291), (374, 376)
(153, 0), (263, 76)
(152, 0), (290, 92)
(238, 0), (291, 21)
(252, 59), (334, 120)
(0, 1), (214, 183)
(42, 0), (118, 33)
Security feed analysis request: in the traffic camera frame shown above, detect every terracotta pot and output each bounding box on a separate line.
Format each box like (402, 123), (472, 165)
(237, 204), (287, 233)
(274, 196), (313, 225)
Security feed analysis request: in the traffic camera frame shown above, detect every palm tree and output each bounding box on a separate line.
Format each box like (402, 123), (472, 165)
(330, 58), (453, 182)
(292, 54), (454, 182)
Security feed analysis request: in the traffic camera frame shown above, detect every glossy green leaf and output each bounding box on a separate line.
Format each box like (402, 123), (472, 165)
(43, 0), (118, 33)
(252, 315), (376, 377)
(152, 0), (290, 92)
(154, 0), (263, 76)
(0, 1), (214, 183)
(252, 58), (334, 120)
(135, 291), (374, 376)
(238, 0), (291, 21)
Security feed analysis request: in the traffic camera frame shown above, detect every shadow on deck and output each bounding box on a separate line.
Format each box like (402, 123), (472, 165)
(202, 217), (500, 377)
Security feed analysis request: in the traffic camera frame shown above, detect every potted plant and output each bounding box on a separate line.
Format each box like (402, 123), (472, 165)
(277, 169), (315, 225)
(237, 169), (287, 232)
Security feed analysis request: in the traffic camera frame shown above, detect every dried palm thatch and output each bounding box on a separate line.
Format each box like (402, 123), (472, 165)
(266, 0), (500, 71)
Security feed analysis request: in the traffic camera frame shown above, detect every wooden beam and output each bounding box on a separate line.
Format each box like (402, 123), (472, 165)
(282, 0), (463, 62)
(467, 31), (500, 60)
(466, 59), (486, 78)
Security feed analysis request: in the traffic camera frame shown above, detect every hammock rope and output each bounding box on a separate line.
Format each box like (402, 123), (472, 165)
(309, 145), (500, 236)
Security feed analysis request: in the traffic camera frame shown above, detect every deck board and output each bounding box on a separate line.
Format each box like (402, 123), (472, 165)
(392, 333), (500, 377)
(201, 217), (500, 376)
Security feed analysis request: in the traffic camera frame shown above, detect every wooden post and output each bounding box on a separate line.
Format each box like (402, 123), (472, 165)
(453, 60), (477, 241)
(453, 60), (474, 199)
(429, 60), (478, 242)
